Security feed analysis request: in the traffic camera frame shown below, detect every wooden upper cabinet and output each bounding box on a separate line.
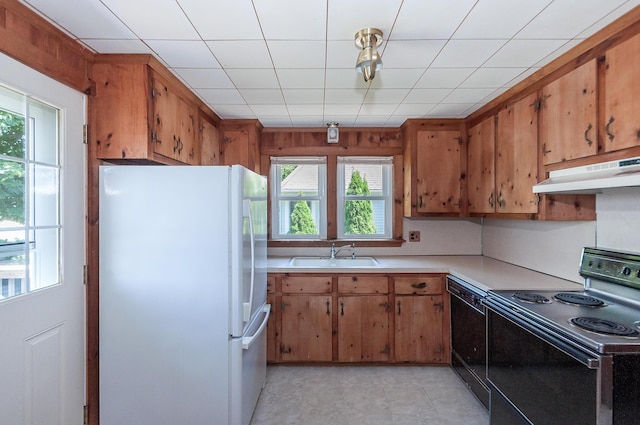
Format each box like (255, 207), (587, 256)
(495, 93), (539, 214)
(151, 72), (200, 164)
(200, 112), (220, 165)
(415, 129), (462, 214)
(467, 117), (496, 214)
(220, 120), (262, 173)
(604, 32), (640, 153)
(540, 59), (597, 164)
(91, 57), (210, 165)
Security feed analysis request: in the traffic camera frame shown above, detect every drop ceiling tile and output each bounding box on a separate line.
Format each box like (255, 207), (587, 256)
(172, 68), (235, 89)
(382, 40), (446, 68)
(101, 0), (198, 39)
(414, 68), (475, 88)
(257, 116), (294, 127)
(443, 88), (497, 103)
(578, 1), (640, 39)
(394, 103), (434, 116)
(211, 104), (255, 119)
(460, 68), (529, 88)
(359, 104), (399, 115)
(454, 0), (552, 39)
(391, 0), (476, 39)
(178, 0), (262, 40)
(404, 89), (452, 104)
(282, 89), (325, 104)
(253, 0), (326, 40)
(324, 89), (367, 104)
(224, 69), (280, 89)
(323, 115), (357, 127)
(276, 69), (326, 89)
(431, 40), (507, 68)
(355, 115), (393, 126)
(427, 103), (475, 118)
(534, 40), (581, 67)
(516, 0), (628, 39)
(268, 41), (326, 68)
(385, 115), (411, 126)
(368, 69), (425, 89)
(325, 69), (371, 89)
(195, 89), (245, 105)
(288, 104), (324, 116)
(364, 89), (410, 104)
(324, 104), (362, 115)
(484, 39), (568, 67)
(146, 40), (221, 68)
(251, 105), (289, 115)
(326, 40), (361, 69)
(239, 89), (285, 104)
(290, 116), (325, 127)
(327, 0), (404, 40)
(22, 0), (135, 39)
(81, 39), (152, 54)
(206, 41), (272, 68)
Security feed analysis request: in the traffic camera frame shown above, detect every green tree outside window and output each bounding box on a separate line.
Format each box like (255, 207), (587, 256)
(344, 170), (376, 234)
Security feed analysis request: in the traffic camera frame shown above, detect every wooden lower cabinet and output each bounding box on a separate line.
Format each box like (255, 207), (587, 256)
(267, 272), (448, 364)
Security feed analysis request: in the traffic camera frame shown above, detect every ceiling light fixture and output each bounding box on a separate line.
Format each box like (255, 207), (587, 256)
(354, 28), (383, 83)
(327, 122), (339, 144)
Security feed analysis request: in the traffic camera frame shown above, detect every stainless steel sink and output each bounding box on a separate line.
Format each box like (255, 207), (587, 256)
(288, 256), (380, 267)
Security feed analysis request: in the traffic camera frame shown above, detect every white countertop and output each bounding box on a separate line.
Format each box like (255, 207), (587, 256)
(267, 255), (583, 292)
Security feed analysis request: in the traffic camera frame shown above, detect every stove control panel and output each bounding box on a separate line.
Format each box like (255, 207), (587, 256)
(580, 247), (640, 290)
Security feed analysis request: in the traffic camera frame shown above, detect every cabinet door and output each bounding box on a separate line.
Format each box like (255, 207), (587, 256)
(495, 94), (538, 214)
(280, 295), (333, 362)
(467, 117), (496, 214)
(152, 73), (199, 164)
(540, 59), (597, 164)
(200, 114), (220, 165)
(604, 32), (640, 152)
(395, 295), (445, 363)
(415, 130), (462, 213)
(338, 295), (389, 362)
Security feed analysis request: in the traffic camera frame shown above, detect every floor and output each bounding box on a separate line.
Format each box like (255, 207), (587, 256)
(250, 365), (489, 425)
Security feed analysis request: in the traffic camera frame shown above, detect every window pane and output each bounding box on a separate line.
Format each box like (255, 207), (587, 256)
(29, 99), (58, 165)
(281, 164), (320, 197)
(344, 200), (379, 235)
(31, 164), (59, 227)
(343, 163), (382, 197)
(30, 227), (59, 290)
(0, 158), (25, 226)
(278, 200), (320, 236)
(0, 86), (26, 160)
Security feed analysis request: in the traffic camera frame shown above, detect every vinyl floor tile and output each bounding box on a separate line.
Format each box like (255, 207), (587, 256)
(250, 365), (488, 425)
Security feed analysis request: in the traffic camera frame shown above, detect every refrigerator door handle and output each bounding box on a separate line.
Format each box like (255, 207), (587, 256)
(242, 304), (271, 350)
(243, 199), (256, 322)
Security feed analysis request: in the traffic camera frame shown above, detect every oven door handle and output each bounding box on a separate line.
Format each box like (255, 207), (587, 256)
(485, 298), (601, 369)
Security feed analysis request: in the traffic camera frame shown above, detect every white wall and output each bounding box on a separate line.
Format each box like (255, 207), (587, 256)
(595, 188), (640, 251)
(267, 217), (483, 258)
(482, 219), (595, 283)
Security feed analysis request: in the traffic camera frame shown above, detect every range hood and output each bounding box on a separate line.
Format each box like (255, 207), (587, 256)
(533, 157), (640, 194)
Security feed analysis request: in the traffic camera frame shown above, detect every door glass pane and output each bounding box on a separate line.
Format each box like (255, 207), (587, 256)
(0, 85), (26, 160)
(31, 164), (59, 227)
(29, 99), (58, 165)
(30, 228), (59, 290)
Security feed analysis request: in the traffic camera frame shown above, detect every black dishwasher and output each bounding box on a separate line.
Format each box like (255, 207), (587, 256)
(447, 275), (489, 408)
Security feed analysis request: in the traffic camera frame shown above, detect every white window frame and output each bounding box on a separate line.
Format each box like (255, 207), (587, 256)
(336, 156), (393, 240)
(270, 156), (327, 240)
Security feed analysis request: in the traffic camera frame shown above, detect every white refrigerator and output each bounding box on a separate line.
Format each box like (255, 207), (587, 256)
(99, 165), (269, 425)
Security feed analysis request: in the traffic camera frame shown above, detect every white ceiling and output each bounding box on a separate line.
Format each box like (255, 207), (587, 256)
(20, 0), (640, 127)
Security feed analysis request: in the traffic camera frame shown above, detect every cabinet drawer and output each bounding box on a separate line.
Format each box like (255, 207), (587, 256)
(338, 276), (388, 294)
(394, 276), (443, 295)
(282, 276), (332, 294)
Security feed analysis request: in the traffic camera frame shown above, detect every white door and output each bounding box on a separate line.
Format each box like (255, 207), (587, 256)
(0, 54), (86, 425)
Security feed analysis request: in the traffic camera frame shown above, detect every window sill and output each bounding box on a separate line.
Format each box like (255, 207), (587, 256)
(267, 238), (405, 248)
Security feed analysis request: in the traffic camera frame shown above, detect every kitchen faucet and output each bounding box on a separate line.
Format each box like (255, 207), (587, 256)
(330, 242), (356, 259)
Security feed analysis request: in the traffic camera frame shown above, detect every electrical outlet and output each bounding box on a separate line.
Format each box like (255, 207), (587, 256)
(409, 231), (421, 242)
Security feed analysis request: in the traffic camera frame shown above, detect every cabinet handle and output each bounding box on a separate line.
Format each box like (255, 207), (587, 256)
(340, 302), (344, 316)
(606, 116), (615, 142)
(411, 282), (427, 289)
(488, 192), (494, 208)
(189, 148), (195, 158)
(326, 299), (330, 315)
(584, 123), (593, 147)
(397, 301), (401, 315)
(542, 143), (551, 156)
(497, 192), (505, 209)
(419, 195), (423, 208)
